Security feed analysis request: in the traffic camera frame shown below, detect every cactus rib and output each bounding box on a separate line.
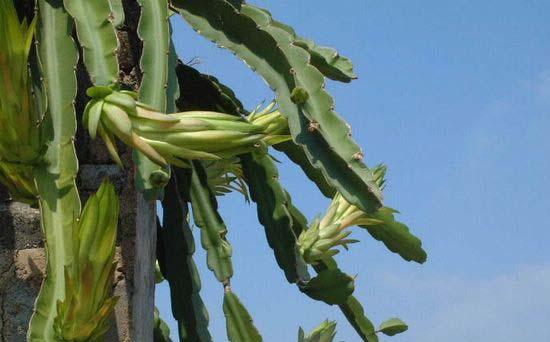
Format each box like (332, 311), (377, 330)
(248, 6), (356, 83)
(159, 172), (212, 341)
(172, 0), (382, 214)
(223, 290), (263, 342)
(108, 0), (125, 28)
(63, 0), (119, 85)
(274, 141), (336, 198)
(182, 162), (234, 282)
(241, 150), (310, 283)
(134, 0), (173, 196)
(172, 61), (308, 283)
(28, 0), (81, 339)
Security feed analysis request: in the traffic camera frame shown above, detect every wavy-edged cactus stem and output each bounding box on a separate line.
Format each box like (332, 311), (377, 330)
(28, 0), (81, 339)
(134, 0), (174, 194)
(223, 288), (262, 342)
(154, 307), (173, 342)
(53, 179), (119, 341)
(298, 320), (338, 342)
(63, 0), (119, 86)
(83, 86), (287, 168)
(299, 164), (427, 264)
(0, 0), (43, 204)
(172, 0), (384, 215)
(158, 171), (212, 341)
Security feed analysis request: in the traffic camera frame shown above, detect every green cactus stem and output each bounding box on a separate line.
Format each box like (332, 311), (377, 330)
(63, 0), (119, 85)
(172, 0), (384, 215)
(28, 0), (81, 339)
(134, 0), (173, 196)
(159, 172), (212, 341)
(223, 290), (262, 342)
(298, 320), (338, 342)
(185, 161), (234, 282)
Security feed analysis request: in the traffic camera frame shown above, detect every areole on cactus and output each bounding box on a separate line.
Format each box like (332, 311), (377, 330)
(0, 0), (428, 341)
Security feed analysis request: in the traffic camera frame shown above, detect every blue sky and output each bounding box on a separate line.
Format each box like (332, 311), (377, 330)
(157, 1), (550, 341)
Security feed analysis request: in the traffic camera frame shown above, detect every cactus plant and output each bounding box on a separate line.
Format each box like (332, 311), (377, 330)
(0, 0), (427, 341)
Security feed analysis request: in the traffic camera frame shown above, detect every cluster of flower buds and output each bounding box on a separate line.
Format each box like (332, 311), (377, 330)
(246, 101), (291, 145)
(83, 85), (290, 168)
(0, 2), (43, 204)
(298, 165), (388, 264)
(53, 180), (119, 341)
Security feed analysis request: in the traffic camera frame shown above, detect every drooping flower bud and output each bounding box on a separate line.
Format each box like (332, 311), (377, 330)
(84, 86), (287, 168)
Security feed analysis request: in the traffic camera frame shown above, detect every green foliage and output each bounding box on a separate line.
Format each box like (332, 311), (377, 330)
(5, 1), (427, 340)
(241, 149), (310, 283)
(154, 307), (173, 342)
(377, 318), (408, 337)
(338, 296), (379, 342)
(134, 0), (172, 196)
(174, 61), (245, 116)
(53, 180), (119, 341)
(361, 207), (427, 263)
(107, 0), (125, 28)
(64, 0), (119, 85)
(0, 0), (42, 204)
(274, 141), (336, 198)
(172, 0), (384, 215)
(223, 291), (262, 342)
(0, 163), (37, 205)
(300, 269), (355, 305)
(273, 24), (357, 83)
(159, 172), (212, 341)
(298, 320), (337, 342)
(28, 1), (81, 340)
(188, 160), (233, 282)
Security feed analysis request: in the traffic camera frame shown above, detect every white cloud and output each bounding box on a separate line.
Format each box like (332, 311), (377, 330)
(378, 265), (550, 342)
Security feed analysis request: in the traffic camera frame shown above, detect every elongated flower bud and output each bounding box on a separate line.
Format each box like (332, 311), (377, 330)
(84, 86), (283, 168)
(53, 179), (119, 341)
